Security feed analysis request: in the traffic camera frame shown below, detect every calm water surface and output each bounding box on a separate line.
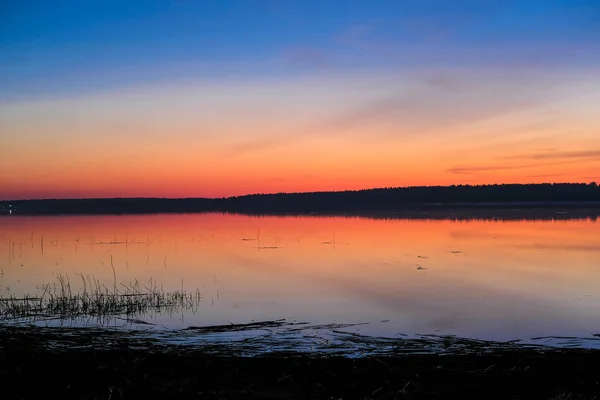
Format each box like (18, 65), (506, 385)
(1, 213), (599, 344)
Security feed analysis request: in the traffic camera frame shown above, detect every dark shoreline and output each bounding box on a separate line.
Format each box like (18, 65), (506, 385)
(2, 183), (600, 216)
(2, 326), (600, 399)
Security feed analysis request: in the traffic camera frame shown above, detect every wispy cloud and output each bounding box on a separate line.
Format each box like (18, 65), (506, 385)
(316, 69), (567, 138)
(448, 164), (542, 175)
(505, 150), (600, 161)
(447, 157), (592, 175)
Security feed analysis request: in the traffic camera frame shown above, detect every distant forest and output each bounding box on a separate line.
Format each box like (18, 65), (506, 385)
(1, 183), (600, 215)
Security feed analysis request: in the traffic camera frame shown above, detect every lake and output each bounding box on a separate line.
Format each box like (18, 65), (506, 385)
(1, 212), (599, 347)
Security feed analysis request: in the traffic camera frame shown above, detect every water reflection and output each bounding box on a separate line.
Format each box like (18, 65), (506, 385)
(1, 213), (599, 343)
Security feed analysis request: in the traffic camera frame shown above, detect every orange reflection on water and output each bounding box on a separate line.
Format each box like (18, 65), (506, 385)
(1, 213), (599, 340)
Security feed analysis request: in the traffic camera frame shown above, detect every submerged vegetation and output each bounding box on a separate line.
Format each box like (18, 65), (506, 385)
(0, 273), (201, 325)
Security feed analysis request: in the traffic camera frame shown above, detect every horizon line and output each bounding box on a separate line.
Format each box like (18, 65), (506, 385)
(1, 181), (597, 203)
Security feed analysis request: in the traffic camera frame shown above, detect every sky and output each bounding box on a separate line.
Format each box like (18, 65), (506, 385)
(1, 0), (600, 200)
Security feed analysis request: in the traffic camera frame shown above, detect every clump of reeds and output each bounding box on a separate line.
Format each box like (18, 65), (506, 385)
(0, 273), (202, 324)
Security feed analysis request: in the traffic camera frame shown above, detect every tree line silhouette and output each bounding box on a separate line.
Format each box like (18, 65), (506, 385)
(1, 183), (599, 215)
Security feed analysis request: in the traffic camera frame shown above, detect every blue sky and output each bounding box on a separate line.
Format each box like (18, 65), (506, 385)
(2, 0), (599, 101)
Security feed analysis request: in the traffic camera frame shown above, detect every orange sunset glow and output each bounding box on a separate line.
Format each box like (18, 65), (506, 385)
(2, 70), (600, 200)
(2, 1), (600, 200)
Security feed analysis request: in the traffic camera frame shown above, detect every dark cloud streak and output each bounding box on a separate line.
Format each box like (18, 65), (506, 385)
(505, 150), (600, 161)
(447, 158), (593, 175)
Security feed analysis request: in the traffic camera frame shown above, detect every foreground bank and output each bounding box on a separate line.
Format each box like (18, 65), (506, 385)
(1, 327), (599, 399)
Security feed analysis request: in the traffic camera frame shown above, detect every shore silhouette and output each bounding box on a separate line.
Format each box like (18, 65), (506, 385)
(2, 183), (599, 215)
